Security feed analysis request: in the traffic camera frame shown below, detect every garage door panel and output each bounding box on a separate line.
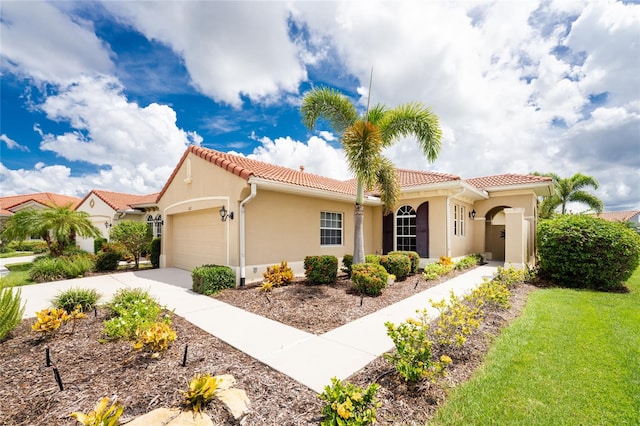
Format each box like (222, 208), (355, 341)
(171, 209), (226, 271)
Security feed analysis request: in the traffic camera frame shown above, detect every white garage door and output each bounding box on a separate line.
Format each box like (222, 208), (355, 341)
(171, 209), (226, 271)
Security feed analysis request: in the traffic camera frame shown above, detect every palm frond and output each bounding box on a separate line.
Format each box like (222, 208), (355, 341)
(569, 191), (604, 213)
(379, 103), (442, 162)
(376, 156), (401, 214)
(300, 87), (359, 134)
(342, 120), (384, 191)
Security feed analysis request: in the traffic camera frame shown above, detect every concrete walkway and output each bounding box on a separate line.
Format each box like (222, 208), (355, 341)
(14, 262), (498, 393)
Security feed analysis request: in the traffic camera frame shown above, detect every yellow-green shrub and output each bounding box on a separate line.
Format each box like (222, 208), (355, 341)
(182, 374), (220, 412)
(318, 377), (381, 425)
(351, 263), (388, 296)
(469, 278), (511, 310)
(0, 284), (25, 342)
(70, 397), (123, 426)
(430, 291), (483, 347)
(133, 321), (177, 358)
(262, 261), (294, 288)
(31, 307), (70, 338)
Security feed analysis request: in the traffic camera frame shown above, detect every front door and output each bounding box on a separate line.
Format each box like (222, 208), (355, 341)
(416, 202), (429, 257)
(382, 212), (394, 254)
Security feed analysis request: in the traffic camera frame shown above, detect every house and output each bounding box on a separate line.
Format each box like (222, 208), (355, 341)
(591, 210), (640, 225)
(157, 145), (553, 285)
(0, 192), (82, 239)
(75, 190), (161, 252)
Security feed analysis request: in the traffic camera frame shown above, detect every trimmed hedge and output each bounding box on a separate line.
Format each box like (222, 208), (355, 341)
(304, 255), (338, 284)
(351, 263), (389, 296)
(95, 250), (120, 271)
(538, 215), (640, 291)
(94, 238), (107, 254)
(192, 264), (236, 295)
(150, 237), (161, 268)
(388, 251), (420, 274)
(379, 253), (411, 281)
(341, 254), (353, 277)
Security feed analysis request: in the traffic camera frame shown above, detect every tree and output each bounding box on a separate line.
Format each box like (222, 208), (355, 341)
(109, 220), (152, 269)
(0, 204), (101, 256)
(301, 86), (442, 264)
(534, 172), (604, 218)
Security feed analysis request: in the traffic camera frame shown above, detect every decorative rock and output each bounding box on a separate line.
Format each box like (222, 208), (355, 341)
(216, 388), (251, 420)
(124, 407), (213, 426)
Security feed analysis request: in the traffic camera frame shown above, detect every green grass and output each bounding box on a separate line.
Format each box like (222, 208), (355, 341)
(431, 266), (640, 426)
(0, 251), (34, 259)
(0, 263), (34, 287)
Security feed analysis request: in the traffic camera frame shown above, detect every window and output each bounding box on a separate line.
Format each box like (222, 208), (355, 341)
(320, 211), (342, 246)
(454, 204), (465, 236)
(396, 205), (416, 251)
(155, 214), (162, 238)
(147, 214), (163, 238)
(147, 215), (154, 235)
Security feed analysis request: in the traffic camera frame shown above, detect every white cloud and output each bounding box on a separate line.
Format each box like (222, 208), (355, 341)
(0, 134), (29, 152)
(0, 1), (114, 84)
(103, 1), (307, 107)
(0, 162), (85, 197)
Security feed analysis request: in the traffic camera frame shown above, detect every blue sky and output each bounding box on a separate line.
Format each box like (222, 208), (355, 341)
(1, 0), (639, 211)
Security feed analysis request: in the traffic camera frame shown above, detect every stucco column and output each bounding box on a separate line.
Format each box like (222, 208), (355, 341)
(504, 208), (525, 270)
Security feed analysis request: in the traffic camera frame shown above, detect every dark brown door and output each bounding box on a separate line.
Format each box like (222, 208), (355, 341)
(416, 202), (429, 257)
(382, 212), (394, 254)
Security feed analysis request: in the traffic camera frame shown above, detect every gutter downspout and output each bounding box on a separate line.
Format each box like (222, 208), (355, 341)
(239, 183), (257, 287)
(446, 188), (466, 258)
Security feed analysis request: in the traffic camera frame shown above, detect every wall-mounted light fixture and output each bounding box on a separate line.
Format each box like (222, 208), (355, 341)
(104, 221), (112, 229)
(219, 205), (234, 222)
(469, 209), (476, 219)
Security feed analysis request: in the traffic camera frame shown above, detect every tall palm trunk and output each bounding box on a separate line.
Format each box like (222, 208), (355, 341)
(353, 204), (365, 264)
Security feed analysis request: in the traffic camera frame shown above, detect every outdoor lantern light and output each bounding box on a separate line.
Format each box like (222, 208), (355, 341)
(104, 221), (112, 229)
(469, 209), (476, 219)
(219, 205), (234, 222)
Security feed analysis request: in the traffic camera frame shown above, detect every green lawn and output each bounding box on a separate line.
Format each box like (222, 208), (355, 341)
(0, 251), (34, 259)
(431, 266), (640, 426)
(0, 262), (34, 287)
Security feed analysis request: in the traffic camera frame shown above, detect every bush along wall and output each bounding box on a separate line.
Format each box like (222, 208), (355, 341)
(379, 253), (411, 281)
(150, 238), (161, 268)
(388, 251), (420, 274)
(537, 215), (640, 291)
(304, 255), (338, 284)
(192, 265), (236, 295)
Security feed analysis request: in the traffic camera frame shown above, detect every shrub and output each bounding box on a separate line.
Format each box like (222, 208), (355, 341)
(0, 284), (25, 342)
(94, 250), (120, 271)
(385, 310), (452, 382)
(351, 263), (388, 296)
(70, 397), (124, 426)
(133, 321), (177, 358)
(468, 278), (511, 310)
(263, 261), (294, 288)
(31, 307), (70, 338)
(93, 238), (107, 255)
(430, 291), (483, 348)
(7, 240), (48, 253)
(52, 287), (101, 312)
(493, 266), (528, 288)
(182, 373), (220, 413)
(422, 262), (446, 281)
(379, 253), (411, 281)
(192, 264), (236, 295)
(103, 288), (163, 340)
(454, 254), (481, 270)
(304, 255), (338, 284)
(538, 215), (640, 291)
(318, 377), (381, 426)
(364, 254), (381, 264)
(150, 237), (161, 268)
(341, 254), (353, 277)
(29, 255), (94, 283)
(389, 250), (420, 274)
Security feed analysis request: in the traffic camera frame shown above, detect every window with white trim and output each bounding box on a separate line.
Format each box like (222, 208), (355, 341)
(320, 211), (342, 246)
(396, 205), (417, 251)
(454, 204), (465, 236)
(155, 214), (162, 238)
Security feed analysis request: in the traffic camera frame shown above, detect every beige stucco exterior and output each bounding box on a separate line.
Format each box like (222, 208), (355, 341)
(156, 149), (552, 285)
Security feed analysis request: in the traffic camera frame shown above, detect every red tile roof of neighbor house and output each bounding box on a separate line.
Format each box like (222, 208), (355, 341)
(465, 173), (552, 189)
(81, 190), (160, 211)
(159, 146), (555, 201)
(592, 210), (640, 222)
(0, 192), (81, 215)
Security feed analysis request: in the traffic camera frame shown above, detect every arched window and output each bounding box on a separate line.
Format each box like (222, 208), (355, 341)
(146, 215), (154, 235)
(155, 214), (162, 238)
(396, 205), (416, 252)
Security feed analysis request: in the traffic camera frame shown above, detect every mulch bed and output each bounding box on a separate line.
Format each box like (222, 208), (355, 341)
(0, 270), (536, 425)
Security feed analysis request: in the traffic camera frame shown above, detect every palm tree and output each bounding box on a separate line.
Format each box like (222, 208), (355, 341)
(301, 87), (442, 264)
(535, 172), (604, 218)
(1, 204), (101, 256)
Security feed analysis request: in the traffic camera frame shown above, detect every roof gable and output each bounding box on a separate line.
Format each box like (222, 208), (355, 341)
(79, 190), (158, 212)
(0, 192), (81, 213)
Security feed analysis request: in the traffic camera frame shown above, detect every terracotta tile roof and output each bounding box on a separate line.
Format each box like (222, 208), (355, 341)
(591, 210), (640, 222)
(82, 190), (158, 211)
(396, 169), (460, 187)
(465, 174), (552, 190)
(0, 192), (81, 213)
(159, 145), (358, 198)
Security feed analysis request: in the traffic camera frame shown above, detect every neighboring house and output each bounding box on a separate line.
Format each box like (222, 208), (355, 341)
(591, 210), (640, 224)
(0, 192), (81, 240)
(75, 190), (161, 252)
(157, 145), (553, 285)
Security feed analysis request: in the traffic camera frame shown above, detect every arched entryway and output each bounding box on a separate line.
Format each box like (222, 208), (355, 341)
(382, 202), (429, 257)
(484, 206), (509, 261)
